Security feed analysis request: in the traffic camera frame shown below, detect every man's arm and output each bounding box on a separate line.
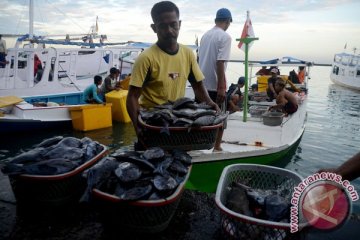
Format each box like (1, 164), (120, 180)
(318, 152), (360, 181)
(216, 60), (226, 104)
(126, 85), (142, 136)
(191, 81), (220, 112)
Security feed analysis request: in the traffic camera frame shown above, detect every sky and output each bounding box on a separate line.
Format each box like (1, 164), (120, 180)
(0, 0), (359, 64)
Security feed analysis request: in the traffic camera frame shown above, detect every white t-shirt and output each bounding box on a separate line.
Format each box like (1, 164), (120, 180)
(198, 26), (232, 91)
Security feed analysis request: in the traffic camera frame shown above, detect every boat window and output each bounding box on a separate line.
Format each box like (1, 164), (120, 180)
(357, 69), (360, 77)
(332, 66), (339, 75)
(341, 56), (349, 65)
(79, 51), (96, 55)
(350, 57), (358, 66)
(334, 55), (342, 63)
(349, 70), (355, 77)
(18, 52), (27, 69)
(340, 68), (345, 76)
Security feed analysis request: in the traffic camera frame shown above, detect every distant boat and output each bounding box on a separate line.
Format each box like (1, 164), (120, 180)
(0, 0), (143, 133)
(185, 57), (312, 193)
(330, 51), (360, 90)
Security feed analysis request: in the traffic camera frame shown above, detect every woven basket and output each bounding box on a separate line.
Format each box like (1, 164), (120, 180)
(215, 164), (306, 240)
(93, 166), (191, 233)
(138, 116), (222, 150)
(9, 144), (107, 207)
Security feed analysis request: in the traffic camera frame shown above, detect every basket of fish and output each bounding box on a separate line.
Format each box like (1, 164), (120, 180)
(215, 164), (305, 240)
(1, 136), (107, 206)
(138, 97), (228, 150)
(87, 147), (191, 233)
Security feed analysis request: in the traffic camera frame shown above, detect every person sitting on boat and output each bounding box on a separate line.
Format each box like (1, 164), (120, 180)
(256, 66), (270, 76)
(269, 78), (298, 115)
(227, 76), (245, 113)
(101, 67), (121, 95)
(297, 66), (305, 84)
(83, 75), (104, 104)
(126, 1), (219, 150)
(266, 68), (279, 101)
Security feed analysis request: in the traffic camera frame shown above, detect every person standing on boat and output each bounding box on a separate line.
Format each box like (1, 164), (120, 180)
(266, 68), (280, 101)
(101, 67), (121, 96)
(83, 75), (104, 104)
(0, 35), (7, 68)
(198, 8), (233, 152)
(126, 1), (218, 150)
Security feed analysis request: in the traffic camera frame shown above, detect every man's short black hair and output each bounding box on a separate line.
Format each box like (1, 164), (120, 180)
(151, 1), (179, 23)
(110, 67), (118, 74)
(94, 75), (102, 84)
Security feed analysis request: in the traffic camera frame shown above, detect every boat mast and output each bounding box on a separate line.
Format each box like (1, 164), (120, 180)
(236, 11), (258, 122)
(29, 0), (34, 47)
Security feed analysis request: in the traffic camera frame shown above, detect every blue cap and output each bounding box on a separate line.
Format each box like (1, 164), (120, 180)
(238, 76), (245, 84)
(216, 8), (232, 22)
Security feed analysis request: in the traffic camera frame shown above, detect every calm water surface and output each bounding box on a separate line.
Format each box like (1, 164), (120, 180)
(1, 66), (359, 212)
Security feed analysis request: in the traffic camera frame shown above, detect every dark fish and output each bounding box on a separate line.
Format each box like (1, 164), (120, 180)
(172, 108), (198, 119)
(83, 141), (99, 161)
(213, 112), (229, 125)
(1, 163), (25, 175)
(43, 146), (84, 161)
(142, 147), (165, 160)
(154, 157), (173, 176)
(192, 109), (216, 119)
(80, 137), (93, 146)
(110, 150), (142, 160)
(153, 175), (178, 192)
(80, 157), (119, 202)
(23, 158), (78, 175)
(226, 182), (253, 216)
(120, 184), (153, 201)
(125, 155), (156, 171)
(184, 101), (213, 110)
(169, 160), (188, 175)
(172, 149), (192, 165)
(265, 193), (290, 221)
(56, 137), (82, 148)
(192, 115), (216, 127)
(8, 147), (46, 164)
(36, 136), (63, 148)
(172, 118), (193, 127)
(172, 97), (194, 110)
(114, 162), (142, 183)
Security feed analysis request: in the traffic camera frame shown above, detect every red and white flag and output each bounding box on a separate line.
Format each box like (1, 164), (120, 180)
(238, 11), (255, 51)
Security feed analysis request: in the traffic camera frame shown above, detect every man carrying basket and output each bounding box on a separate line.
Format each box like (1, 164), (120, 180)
(126, 1), (219, 150)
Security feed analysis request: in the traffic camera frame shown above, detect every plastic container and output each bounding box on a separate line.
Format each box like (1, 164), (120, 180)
(105, 90), (131, 123)
(69, 103), (112, 131)
(138, 116), (222, 150)
(9, 144), (107, 207)
(249, 105), (268, 117)
(92, 166), (191, 233)
(257, 75), (289, 93)
(215, 164), (305, 240)
(262, 112), (284, 126)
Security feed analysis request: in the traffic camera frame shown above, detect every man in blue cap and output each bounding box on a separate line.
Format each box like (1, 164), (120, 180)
(198, 8), (233, 151)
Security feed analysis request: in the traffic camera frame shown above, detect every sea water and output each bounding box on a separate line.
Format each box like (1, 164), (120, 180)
(1, 65), (359, 213)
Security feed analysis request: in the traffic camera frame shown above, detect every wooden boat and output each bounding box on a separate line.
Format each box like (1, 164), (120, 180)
(185, 57), (311, 192)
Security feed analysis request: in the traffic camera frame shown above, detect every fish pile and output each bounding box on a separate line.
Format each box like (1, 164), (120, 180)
(1, 136), (104, 176)
(139, 97), (228, 131)
(224, 181), (291, 239)
(81, 147), (191, 202)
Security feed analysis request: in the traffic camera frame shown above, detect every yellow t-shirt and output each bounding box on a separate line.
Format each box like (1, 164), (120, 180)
(130, 44), (204, 109)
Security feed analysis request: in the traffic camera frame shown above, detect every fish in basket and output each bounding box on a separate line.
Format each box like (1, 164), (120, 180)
(138, 97), (228, 151)
(215, 164), (306, 240)
(85, 147), (192, 233)
(1, 136), (107, 206)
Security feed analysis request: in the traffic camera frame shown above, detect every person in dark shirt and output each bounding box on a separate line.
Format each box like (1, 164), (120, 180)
(256, 66), (270, 76)
(227, 76), (245, 112)
(266, 68), (279, 101)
